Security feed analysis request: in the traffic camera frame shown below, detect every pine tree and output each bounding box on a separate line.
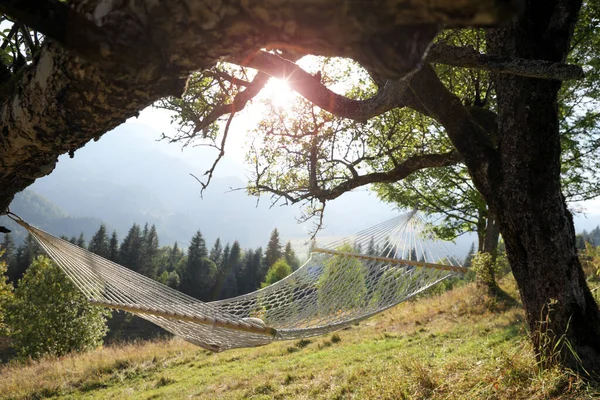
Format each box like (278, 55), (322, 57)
(76, 233), (86, 249)
(214, 241), (241, 300)
(265, 228), (282, 268)
(284, 241), (300, 271)
(238, 247), (266, 294)
(464, 242), (476, 268)
(1, 233), (15, 266)
(119, 223), (142, 271)
(139, 224), (159, 278)
(167, 242), (184, 273)
(180, 231), (216, 300)
(88, 224), (110, 258)
(367, 236), (377, 256)
(209, 238), (223, 265)
(108, 230), (119, 262)
(9, 234), (41, 284)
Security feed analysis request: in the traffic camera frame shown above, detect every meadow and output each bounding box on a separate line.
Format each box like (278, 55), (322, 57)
(1, 276), (598, 400)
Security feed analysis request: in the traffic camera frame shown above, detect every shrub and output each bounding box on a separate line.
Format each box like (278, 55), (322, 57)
(7, 256), (110, 359)
(0, 250), (14, 336)
(261, 258), (292, 287)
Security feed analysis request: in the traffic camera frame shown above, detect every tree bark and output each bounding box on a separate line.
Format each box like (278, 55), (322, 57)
(483, 0), (600, 374)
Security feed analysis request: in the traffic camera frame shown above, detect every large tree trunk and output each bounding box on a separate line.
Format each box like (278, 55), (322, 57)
(486, 0), (600, 373)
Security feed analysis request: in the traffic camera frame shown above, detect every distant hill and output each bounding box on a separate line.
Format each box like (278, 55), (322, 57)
(10, 122), (399, 250)
(0, 191), (102, 245)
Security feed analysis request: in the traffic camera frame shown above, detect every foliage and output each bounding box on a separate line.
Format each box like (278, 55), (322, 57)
(261, 258), (292, 287)
(265, 228), (282, 268)
(0, 250), (14, 336)
(6, 256), (110, 359)
(179, 231), (217, 300)
(88, 224), (110, 259)
(317, 244), (367, 312)
(470, 251), (509, 288)
(284, 241), (300, 271)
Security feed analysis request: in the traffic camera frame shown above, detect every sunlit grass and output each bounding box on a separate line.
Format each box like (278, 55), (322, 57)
(1, 277), (598, 399)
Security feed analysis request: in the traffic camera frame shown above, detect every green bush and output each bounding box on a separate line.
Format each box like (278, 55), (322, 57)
(7, 256), (110, 359)
(261, 258), (293, 287)
(0, 250), (14, 336)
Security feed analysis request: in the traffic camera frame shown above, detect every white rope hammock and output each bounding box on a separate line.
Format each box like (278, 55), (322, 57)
(7, 211), (466, 352)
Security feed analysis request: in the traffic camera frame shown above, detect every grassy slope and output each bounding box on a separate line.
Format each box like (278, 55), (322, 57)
(1, 277), (598, 400)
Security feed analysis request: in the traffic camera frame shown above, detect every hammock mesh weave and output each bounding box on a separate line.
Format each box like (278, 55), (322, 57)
(10, 211), (466, 352)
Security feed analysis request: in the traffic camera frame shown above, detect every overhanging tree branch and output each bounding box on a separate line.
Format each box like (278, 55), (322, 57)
(240, 51), (409, 121)
(427, 43), (585, 81)
(254, 151), (462, 204)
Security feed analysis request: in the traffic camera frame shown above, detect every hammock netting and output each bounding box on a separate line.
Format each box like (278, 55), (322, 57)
(9, 211), (466, 352)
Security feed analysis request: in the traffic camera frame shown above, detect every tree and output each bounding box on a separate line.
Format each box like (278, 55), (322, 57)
(88, 224), (110, 258)
(76, 232), (86, 248)
(139, 224), (159, 278)
(261, 258), (293, 287)
(464, 243), (476, 268)
(265, 228), (282, 268)
(0, 0), (597, 374)
(119, 223), (142, 271)
(180, 231), (217, 300)
(0, 250), (14, 336)
(108, 230), (119, 262)
(209, 238), (223, 265)
(6, 256), (109, 359)
(213, 240), (242, 300)
(284, 241), (301, 271)
(9, 233), (40, 284)
(0, 233), (15, 267)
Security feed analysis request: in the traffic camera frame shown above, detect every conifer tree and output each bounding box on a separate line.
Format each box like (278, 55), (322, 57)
(214, 241), (241, 300)
(180, 231), (216, 300)
(76, 233), (86, 249)
(1, 233), (15, 267)
(9, 234), (40, 284)
(265, 228), (282, 268)
(209, 238), (223, 265)
(88, 224), (110, 258)
(140, 224), (159, 278)
(284, 241), (300, 271)
(108, 230), (119, 262)
(119, 223), (142, 271)
(464, 243), (476, 268)
(167, 242), (184, 273)
(367, 236), (377, 256)
(238, 247), (266, 294)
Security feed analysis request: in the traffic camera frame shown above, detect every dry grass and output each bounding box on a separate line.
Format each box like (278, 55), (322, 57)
(0, 276), (598, 400)
(0, 338), (197, 399)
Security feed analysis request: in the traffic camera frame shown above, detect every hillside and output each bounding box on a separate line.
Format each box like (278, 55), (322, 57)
(21, 122), (400, 249)
(1, 277), (597, 400)
(0, 191), (102, 245)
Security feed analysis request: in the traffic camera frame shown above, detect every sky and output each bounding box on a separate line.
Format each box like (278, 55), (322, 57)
(129, 101), (600, 233)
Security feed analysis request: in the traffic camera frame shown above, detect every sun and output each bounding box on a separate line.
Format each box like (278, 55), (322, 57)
(263, 78), (298, 109)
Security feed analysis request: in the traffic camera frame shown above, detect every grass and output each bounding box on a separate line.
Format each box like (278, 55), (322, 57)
(0, 276), (598, 399)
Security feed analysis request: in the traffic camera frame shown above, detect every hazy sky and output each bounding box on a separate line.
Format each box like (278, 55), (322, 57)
(129, 103), (600, 231)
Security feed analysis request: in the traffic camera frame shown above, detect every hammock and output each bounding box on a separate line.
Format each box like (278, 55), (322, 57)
(7, 211), (466, 352)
